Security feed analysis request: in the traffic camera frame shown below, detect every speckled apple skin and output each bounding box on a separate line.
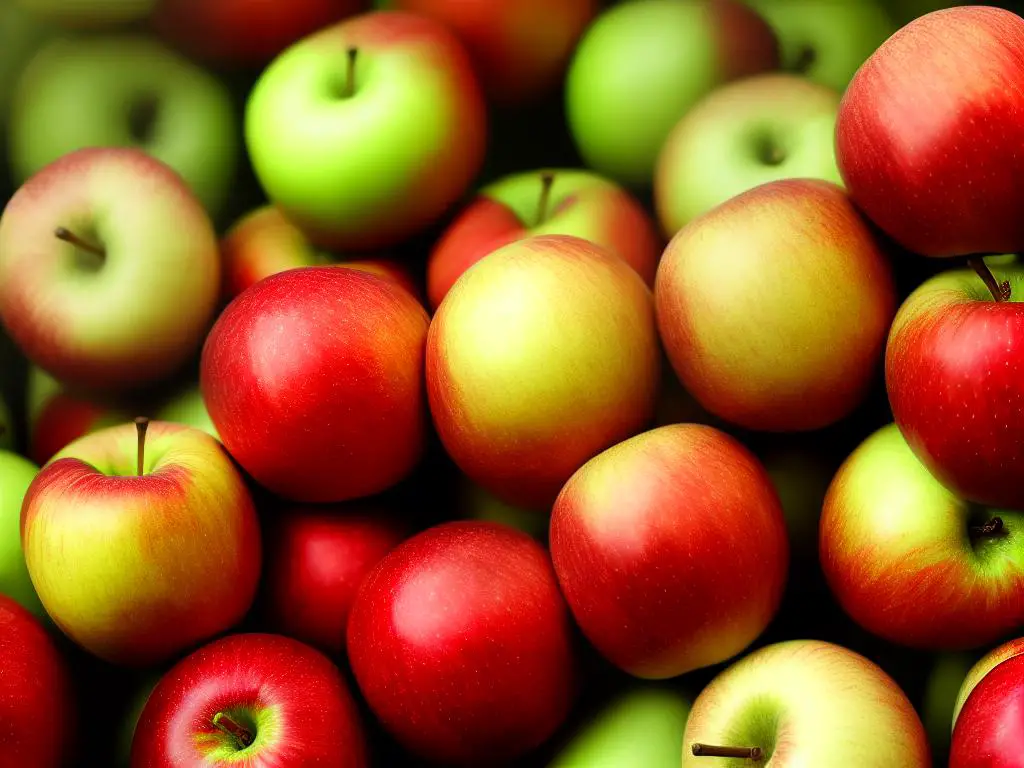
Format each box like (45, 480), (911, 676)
(951, 653), (1024, 768)
(954, 637), (1024, 727)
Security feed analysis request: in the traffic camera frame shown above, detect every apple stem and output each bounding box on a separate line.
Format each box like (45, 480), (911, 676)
(536, 172), (555, 226)
(134, 417), (149, 477)
(970, 516), (1004, 539)
(691, 744), (764, 760)
(969, 257), (1011, 301)
(345, 47), (358, 98)
(212, 712), (254, 750)
(54, 227), (104, 257)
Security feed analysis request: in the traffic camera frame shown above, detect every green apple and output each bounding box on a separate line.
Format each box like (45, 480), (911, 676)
(155, 384), (218, 441)
(9, 35), (237, 215)
(13, 0), (156, 27)
(0, 3), (49, 124)
(565, 0), (780, 187)
(549, 687), (690, 767)
(0, 449), (42, 617)
(744, 0), (895, 92)
(923, 652), (975, 758)
(655, 73), (842, 236)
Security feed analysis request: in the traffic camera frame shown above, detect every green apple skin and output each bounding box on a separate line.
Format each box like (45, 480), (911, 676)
(682, 640), (931, 767)
(0, 3), (49, 124)
(549, 688), (690, 768)
(565, 0), (779, 187)
(744, 0), (895, 92)
(155, 385), (218, 441)
(9, 35), (237, 215)
(0, 450), (43, 617)
(952, 638), (1024, 728)
(13, 0), (156, 28)
(923, 652), (975, 757)
(655, 73), (842, 236)
(245, 11), (488, 251)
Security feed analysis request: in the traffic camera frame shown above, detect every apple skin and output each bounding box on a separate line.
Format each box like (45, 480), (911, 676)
(245, 11), (488, 251)
(426, 234), (661, 510)
(0, 450), (42, 616)
(13, 0), (155, 28)
(950, 652), (1024, 768)
(836, 6), (1024, 258)
(655, 73), (842, 236)
(9, 35), (238, 215)
(154, 384), (218, 441)
(427, 168), (661, 309)
(377, 0), (596, 104)
(21, 421), (262, 666)
(953, 639), (1024, 729)
(821, 422), (1024, 650)
(925, 652), (978, 757)
(202, 266), (429, 503)
(886, 263), (1024, 510)
(347, 521), (577, 766)
(0, 3), (49, 124)
(131, 633), (368, 767)
(263, 503), (406, 655)
(550, 424), (788, 679)
(0, 147), (221, 392)
(565, 0), (779, 187)
(682, 640), (931, 766)
(0, 594), (75, 768)
(655, 178), (896, 432)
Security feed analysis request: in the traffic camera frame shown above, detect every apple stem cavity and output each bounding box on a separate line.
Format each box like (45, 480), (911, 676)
(345, 47), (359, 98)
(536, 172), (556, 226)
(212, 712), (255, 750)
(691, 743), (764, 760)
(134, 417), (149, 477)
(54, 227), (105, 257)
(970, 516), (1005, 539)
(969, 258), (1012, 301)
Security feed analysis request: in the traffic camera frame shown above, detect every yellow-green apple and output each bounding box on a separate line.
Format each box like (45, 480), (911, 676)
(952, 639), (1024, 729)
(9, 35), (238, 215)
(426, 234), (661, 510)
(376, 0), (596, 104)
(0, 3), (49, 124)
(655, 73), (842, 236)
(743, 0), (895, 91)
(13, 0), (155, 27)
(925, 652), (976, 758)
(347, 521), (577, 765)
(263, 502), (406, 654)
(549, 424), (788, 679)
(565, 0), (779, 187)
(245, 11), (487, 251)
(682, 640), (931, 766)
(155, 383), (218, 441)
(427, 168), (661, 309)
(549, 687), (690, 768)
(21, 420), (262, 666)
(131, 633), (368, 767)
(836, 6), (1024, 258)
(0, 147), (221, 392)
(886, 262), (1024, 509)
(0, 595), (75, 767)
(0, 449), (42, 616)
(655, 178), (896, 431)
(950, 640), (1024, 768)
(820, 423), (1024, 650)
(202, 266), (429, 503)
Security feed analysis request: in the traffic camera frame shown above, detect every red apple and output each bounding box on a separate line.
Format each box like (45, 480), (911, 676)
(347, 521), (577, 765)
(953, 638), (1024, 730)
(950, 651), (1024, 768)
(549, 423), (788, 679)
(202, 266), (429, 503)
(426, 168), (660, 310)
(836, 6), (1024, 258)
(131, 633), (368, 766)
(0, 594), (75, 767)
(263, 502), (406, 655)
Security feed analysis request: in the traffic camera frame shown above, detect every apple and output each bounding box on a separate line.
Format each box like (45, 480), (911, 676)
(118, 676), (158, 767)
(376, 0), (596, 104)
(565, 0), (779, 187)
(655, 178), (896, 431)
(924, 652), (976, 758)
(457, 478), (547, 540)
(426, 234), (661, 510)
(889, 0), (958, 26)
(549, 687), (690, 768)
(427, 168), (661, 309)
(759, 443), (835, 565)
(202, 266), (429, 503)
(154, 383), (218, 441)
(12, 0), (155, 27)
(9, 35), (238, 215)
(21, 420), (262, 666)
(263, 502), (406, 655)
(681, 640), (931, 766)
(0, 594), (75, 767)
(655, 73), (842, 236)
(0, 449), (42, 616)
(950, 650), (1024, 768)
(0, 3), (49, 124)
(820, 422), (1024, 650)
(836, 6), (1024, 258)
(245, 11), (488, 251)
(347, 521), (577, 765)
(743, 0), (895, 91)
(550, 423), (788, 679)
(952, 639), (1024, 729)
(886, 261), (1024, 510)
(131, 633), (368, 767)
(0, 147), (221, 392)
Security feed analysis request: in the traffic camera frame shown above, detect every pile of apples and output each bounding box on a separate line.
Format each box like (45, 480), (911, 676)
(3, 0), (1024, 766)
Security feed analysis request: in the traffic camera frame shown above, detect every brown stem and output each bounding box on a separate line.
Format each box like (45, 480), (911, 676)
(54, 227), (104, 257)
(212, 712), (254, 749)
(134, 417), (149, 477)
(536, 172), (555, 226)
(345, 47), (358, 98)
(970, 516), (1004, 539)
(969, 257), (1011, 301)
(692, 744), (764, 760)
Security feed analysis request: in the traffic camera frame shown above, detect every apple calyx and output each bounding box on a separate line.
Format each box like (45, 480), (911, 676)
(54, 227), (105, 258)
(968, 258), (1012, 302)
(344, 47), (359, 99)
(134, 417), (149, 477)
(211, 712), (255, 750)
(692, 743), (764, 761)
(536, 172), (556, 226)
(970, 516), (1005, 539)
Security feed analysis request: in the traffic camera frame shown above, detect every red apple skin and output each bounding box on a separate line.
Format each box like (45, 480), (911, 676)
(549, 424), (788, 679)
(263, 504), (407, 655)
(836, 7), (1024, 257)
(347, 521), (577, 766)
(0, 595), (75, 768)
(954, 638), (1024, 728)
(950, 653), (1024, 768)
(201, 266), (429, 503)
(29, 392), (124, 465)
(131, 633), (368, 767)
